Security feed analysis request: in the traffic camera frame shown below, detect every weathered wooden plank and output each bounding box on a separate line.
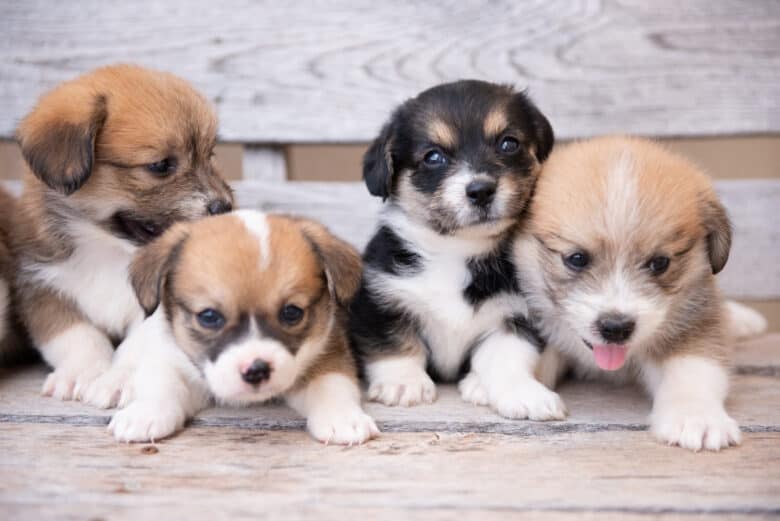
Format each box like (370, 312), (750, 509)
(1, 1), (779, 142)
(0, 424), (778, 521)
(2, 335), (778, 434)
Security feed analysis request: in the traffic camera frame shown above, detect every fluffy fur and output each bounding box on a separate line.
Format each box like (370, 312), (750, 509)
(12, 65), (234, 400)
(86, 211), (378, 445)
(349, 80), (566, 420)
(515, 136), (766, 451)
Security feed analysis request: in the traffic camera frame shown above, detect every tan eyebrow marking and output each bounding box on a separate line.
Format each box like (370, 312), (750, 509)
(427, 118), (457, 149)
(484, 107), (508, 137)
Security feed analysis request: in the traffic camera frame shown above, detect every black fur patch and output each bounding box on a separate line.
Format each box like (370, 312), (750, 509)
(464, 238), (518, 306)
(505, 315), (546, 351)
(363, 226), (422, 275)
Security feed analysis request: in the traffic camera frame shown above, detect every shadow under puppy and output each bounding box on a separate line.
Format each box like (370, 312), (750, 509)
(95, 210), (378, 444)
(515, 136), (767, 451)
(12, 65), (234, 400)
(350, 80), (566, 420)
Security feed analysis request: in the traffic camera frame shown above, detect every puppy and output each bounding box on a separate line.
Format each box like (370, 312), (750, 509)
(92, 210), (378, 445)
(349, 80), (566, 420)
(12, 65), (234, 399)
(515, 136), (766, 451)
(0, 188), (29, 366)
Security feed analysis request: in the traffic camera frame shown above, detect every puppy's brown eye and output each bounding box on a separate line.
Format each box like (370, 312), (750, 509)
(497, 136), (520, 155)
(647, 256), (670, 276)
(279, 304), (304, 326)
(423, 149), (448, 168)
(197, 308), (225, 330)
(147, 158), (176, 176)
(564, 251), (590, 271)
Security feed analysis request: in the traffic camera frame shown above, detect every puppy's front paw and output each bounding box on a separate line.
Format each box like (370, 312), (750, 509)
(458, 372), (489, 406)
(307, 407), (380, 445)
(79, 369), (132, 409)
(108, 401), (186, 443)
(491, 380), (567, 421)
(651, 405), (741, 451)
(42, 362), (110, 401)
(367, 371), (436, 407)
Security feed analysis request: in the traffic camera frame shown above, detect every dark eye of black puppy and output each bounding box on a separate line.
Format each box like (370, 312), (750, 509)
(646, 255), (670, 276)
(147, 157), (176, 177)
(422, 149), (448, 168)
(279, 304), (305, 326)
(564, 251), (591, 271)
(497, 136), (520, 155)
(197, 308), (226, 330)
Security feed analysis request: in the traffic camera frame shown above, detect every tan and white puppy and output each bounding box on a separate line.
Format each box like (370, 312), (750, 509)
(90, 210), (379, 445)
(515, 136), (766, 451)
(12, 65), (234, 399)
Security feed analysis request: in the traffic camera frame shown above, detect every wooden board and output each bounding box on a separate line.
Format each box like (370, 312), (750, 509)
(0, 425), (778, 521)
(1, 1), (779, 142)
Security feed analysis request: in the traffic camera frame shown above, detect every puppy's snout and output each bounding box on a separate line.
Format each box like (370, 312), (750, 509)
(465, 179), (496, 207)
(241, 359), (272, 384)
(596, 313), (636, 344)
(207, 199), (233, 215)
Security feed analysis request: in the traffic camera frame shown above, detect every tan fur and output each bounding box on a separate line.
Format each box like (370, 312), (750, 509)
(427, 118), (457, 150)
(11, 65), (234, 386)
(483, 107), (508, 138)
(528, 136), (730, 366)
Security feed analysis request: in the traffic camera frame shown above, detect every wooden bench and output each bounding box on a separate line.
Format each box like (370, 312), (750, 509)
(0, 1), (778, 519)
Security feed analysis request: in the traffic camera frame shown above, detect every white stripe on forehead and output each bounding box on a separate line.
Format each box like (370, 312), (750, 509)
(605, 149), (640, 237)
(233, 209), (270, 269)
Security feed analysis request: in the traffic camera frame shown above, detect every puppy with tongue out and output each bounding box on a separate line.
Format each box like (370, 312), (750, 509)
(514, 136), (768, 452)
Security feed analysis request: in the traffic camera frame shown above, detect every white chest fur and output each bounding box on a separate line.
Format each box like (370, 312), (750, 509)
(373, 210), (526, 380)
(29, 220), (144, 338)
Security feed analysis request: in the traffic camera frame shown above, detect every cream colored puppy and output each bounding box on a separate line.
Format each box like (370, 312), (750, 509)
(515, 136), (766, 451)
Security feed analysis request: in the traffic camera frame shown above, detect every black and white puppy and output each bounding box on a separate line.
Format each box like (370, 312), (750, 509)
(349, 80), (566, 420)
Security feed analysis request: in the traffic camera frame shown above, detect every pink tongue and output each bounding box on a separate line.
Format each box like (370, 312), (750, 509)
(593, 344), (628, 371)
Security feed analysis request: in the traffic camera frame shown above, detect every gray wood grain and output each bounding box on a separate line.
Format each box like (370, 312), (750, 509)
(1, 1), (779, 142)
(0, 425), (778, 521)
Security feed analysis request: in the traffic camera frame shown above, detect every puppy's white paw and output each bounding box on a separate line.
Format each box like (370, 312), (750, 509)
(307, 407), (380, 445)
(108, 401), (186, 443)
(367, 372), (436, 407)
(79, 369), (131, 409)
(458, 372), (489, 406)
(652, 405), (741, 451)
(42, 362), (110, 402)
(491, 380), (567, 421)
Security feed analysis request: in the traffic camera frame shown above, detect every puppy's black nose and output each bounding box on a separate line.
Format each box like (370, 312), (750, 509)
(207, 199), (233, 215)
(596, 314), (636, 344)
(465, 179), (497, 207)
(241, 359), (271, 385)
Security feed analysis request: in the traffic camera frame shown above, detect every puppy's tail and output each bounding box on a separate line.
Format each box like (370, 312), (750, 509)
(725, 300), (768, 339)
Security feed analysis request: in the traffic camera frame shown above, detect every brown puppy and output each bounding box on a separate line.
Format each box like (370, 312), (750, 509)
(13, 65), (234, 400)
(515, 136), (765, 451)
(89, 210), (378, 444)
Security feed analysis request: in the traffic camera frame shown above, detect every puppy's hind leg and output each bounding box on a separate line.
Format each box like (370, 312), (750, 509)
(462, 331), (567, 421)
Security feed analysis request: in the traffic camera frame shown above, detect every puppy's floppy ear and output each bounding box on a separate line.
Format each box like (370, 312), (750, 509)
(515, 92), (554, 163)
(299, 219), (363, 305)
(700, 191), (732, 275)
(130, 223), (190, 316)
(16, 85), (107, 196)
(363, 117), (398, 200)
